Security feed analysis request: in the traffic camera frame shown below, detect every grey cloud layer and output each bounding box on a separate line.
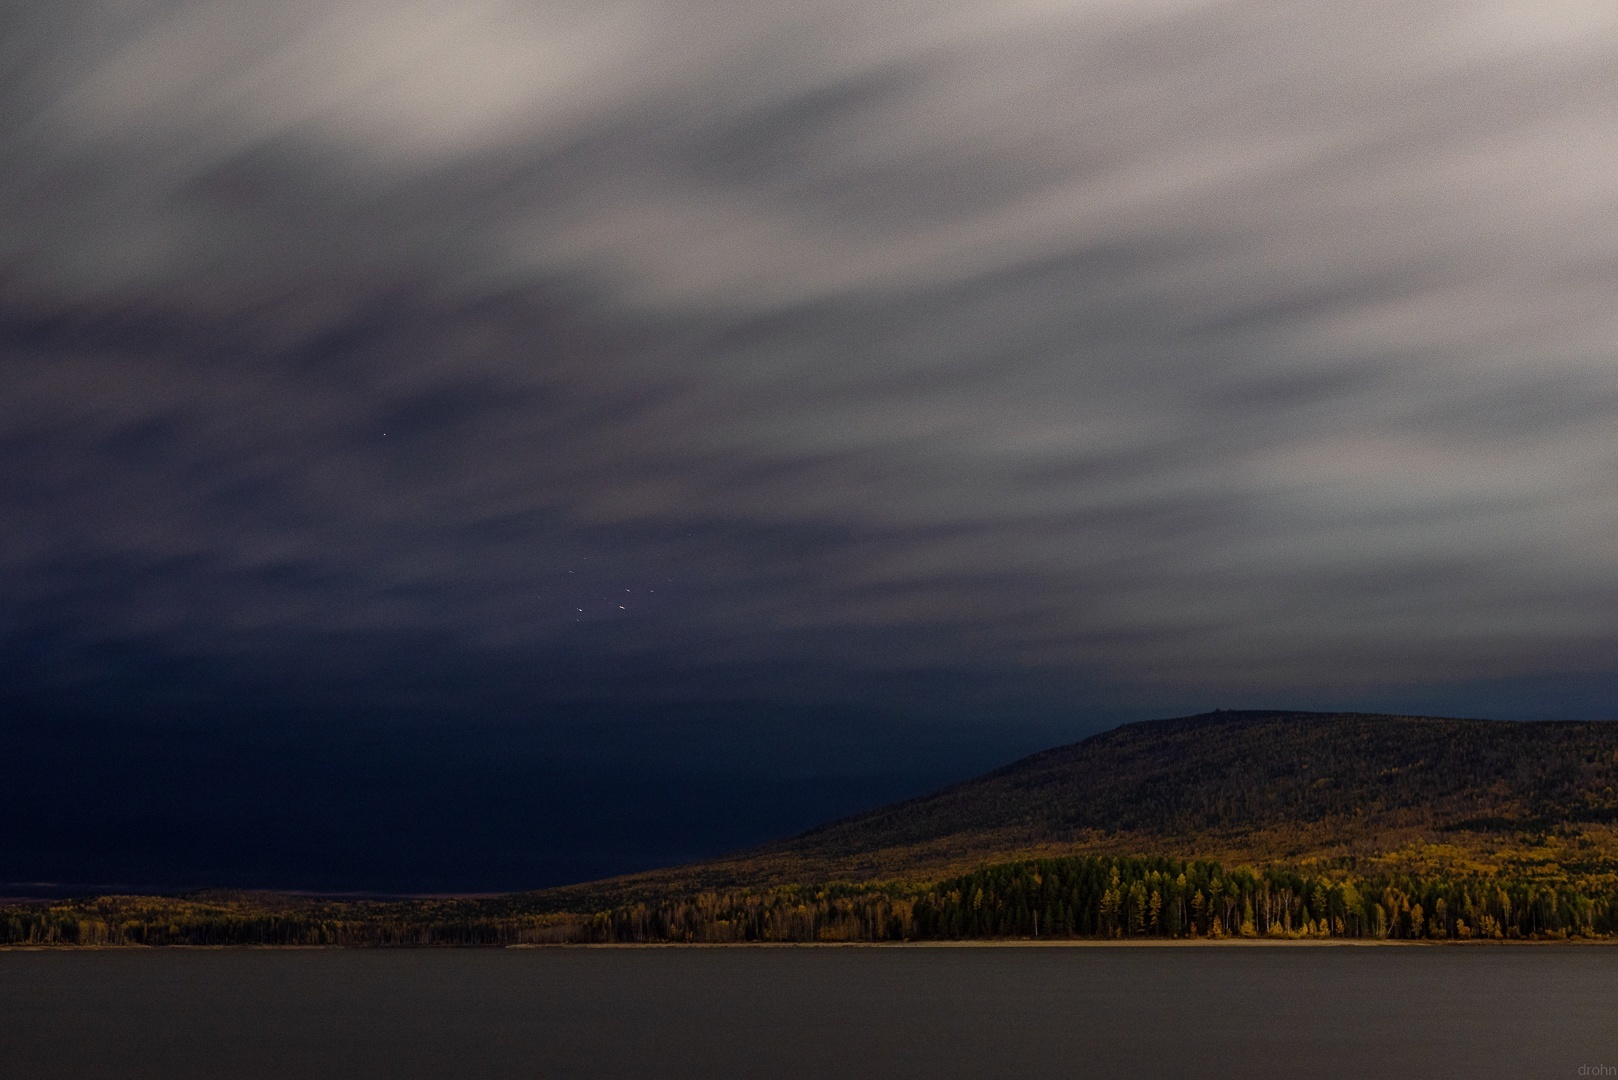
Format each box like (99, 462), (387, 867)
(5, 0), (1618, 699)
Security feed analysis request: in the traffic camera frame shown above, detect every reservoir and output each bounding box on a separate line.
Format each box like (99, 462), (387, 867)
(3, 944), (1615, 1078)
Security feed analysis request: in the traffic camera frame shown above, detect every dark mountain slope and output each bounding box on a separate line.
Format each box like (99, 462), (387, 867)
(542, 710), (1618, 905)
(773, 710), (1618, 858)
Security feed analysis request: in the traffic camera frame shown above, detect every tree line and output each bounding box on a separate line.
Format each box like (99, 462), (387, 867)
(906, 855), (1617, 941)
(5, 855), (1616, 946)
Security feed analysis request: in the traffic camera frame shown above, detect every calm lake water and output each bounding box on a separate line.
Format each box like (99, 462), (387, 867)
(3, 944), (1616, 1079)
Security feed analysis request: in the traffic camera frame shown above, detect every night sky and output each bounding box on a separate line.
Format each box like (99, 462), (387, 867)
(5, 1), (1618, 893)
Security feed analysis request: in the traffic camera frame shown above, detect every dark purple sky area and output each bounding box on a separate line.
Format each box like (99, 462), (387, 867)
(5, 0), (1618, 892)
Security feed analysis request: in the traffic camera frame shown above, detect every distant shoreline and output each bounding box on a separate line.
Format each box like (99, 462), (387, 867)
(7, 938), (1618, 952)
(525, 937), (1618, 949)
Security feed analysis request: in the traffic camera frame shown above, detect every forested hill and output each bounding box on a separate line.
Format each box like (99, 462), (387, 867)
(13, 710), (1618, 946)
(777, 710), (1618, 855)
(549, 710), (1618, 901)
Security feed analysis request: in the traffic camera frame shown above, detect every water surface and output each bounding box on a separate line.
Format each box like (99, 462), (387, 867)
(3, 944), (1615, 1079)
